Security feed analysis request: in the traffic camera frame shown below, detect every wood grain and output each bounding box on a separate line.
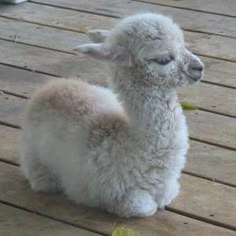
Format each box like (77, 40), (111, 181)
(0, 203), (101, 236)
(0, 68), (236, 149)
(1, 17), (236, 62)
(132, 0), (236, 17)
(177, 175), (236, 226)
(0, 42), (236, 117)
(1, 123), (235, 185)
(18, 0), (236, 38)
(0, 162), (235, 236)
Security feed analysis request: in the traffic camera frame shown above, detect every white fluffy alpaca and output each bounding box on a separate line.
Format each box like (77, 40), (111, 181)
(20, 13), (203, 218)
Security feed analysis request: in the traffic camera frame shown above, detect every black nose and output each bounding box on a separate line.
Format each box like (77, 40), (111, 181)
(190, 64), (203, 72)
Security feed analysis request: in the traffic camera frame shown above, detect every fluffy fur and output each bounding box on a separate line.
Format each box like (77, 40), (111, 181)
(19, 13), (203, 218)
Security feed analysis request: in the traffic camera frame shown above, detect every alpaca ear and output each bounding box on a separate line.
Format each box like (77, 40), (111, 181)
(87, 29), (110, 43)
(74, 43), (131, 65)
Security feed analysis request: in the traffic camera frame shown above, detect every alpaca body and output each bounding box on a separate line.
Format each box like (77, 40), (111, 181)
(20, 13), (203, 217)
(20, 79), (187, 217)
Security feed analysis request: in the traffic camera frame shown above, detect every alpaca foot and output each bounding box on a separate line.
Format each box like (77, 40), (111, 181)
(30, 174), (58, 193)
(159, 180), (180, 208)
(116, 190), (157, 218)
(21, 157), (58, 193)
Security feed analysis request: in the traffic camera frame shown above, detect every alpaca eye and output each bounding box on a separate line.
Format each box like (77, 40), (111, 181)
(151, 55), (174, 65)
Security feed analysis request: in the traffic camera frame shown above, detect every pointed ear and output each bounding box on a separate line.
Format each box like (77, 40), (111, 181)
(74, 43), (131, 65)
(87, 29), (110, 43)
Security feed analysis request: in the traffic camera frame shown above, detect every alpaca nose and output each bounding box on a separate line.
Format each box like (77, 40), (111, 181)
(187, 58), (204, 81)
(189, 64), (203, 72)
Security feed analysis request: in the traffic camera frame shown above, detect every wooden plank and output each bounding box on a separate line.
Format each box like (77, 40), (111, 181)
(1, 62), (235, 117)
(0, 203), (101, 236)
(178, 84), (236, 117)
(186, 140), (236, 185)
(186, 110), (236, 149)
(0, 18), (88, 53)
(1, 122), (235, 186)
(0, 68), (236, 149)
(132, 0), (236, 17)
(0, 40), (109, 80)
(0, 40), (236, 116)
(0, 92), (25, 126)
(0, 161), (235, 235)
(0, 24), (236, 88)
(0, 125), (19, 164)
(1, 17), (236, 62)
(176, 175), (236, 226)
(16, 0), (236, 38)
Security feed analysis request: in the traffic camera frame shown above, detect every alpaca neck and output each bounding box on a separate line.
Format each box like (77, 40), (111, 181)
(110, 67), (178, 131)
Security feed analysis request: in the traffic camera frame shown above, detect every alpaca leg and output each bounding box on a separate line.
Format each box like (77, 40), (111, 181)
(20, 145), (58, 193)
(115, 190), (157, 218)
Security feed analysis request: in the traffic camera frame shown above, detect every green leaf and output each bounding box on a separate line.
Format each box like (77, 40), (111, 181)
(181, 101), (198, 110)
(112, 226), (137, 236)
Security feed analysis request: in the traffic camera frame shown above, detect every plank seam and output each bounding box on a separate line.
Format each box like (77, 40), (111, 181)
(0, 199), (108, 236)
(0, 174), (235, 232)
(0, 37), (77, 56)
(1, 157), (234, 188)
(3, 2), (236, 40)
(132, 0), (236, 18)
(1, 61), (235, 90)
(201, 80), (236, 90)
(182, 171), (236, 188)
(1, 121), (234, 152)
(1, 16), (236, 63)
(0, 62), (62, 78)
(166, 206), (236, 232)
(2, 88), (235, 118)
(197, 107), (236, 119)
(190, 137), (236, 151)
(0, 158), (19, 167)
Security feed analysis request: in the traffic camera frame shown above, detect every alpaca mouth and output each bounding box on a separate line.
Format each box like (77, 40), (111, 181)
(189, 74), (202, 82)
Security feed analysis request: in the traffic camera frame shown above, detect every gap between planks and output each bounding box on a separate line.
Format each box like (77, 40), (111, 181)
(0, 161), (235, 232)
(2, 2), (236, 42)
(1, 61), (235, 90)
(0, 121), (235, 187)
(1, 34), (236, 64)
(1, 87), (235, 119)
(0, 199), (108, 236)
(133, 0), (236, 18)
(26, 1), (236, 40)
(166, 207), (236, 232)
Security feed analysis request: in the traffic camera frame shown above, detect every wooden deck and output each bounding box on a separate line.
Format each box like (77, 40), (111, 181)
(0, 0), (235, 235)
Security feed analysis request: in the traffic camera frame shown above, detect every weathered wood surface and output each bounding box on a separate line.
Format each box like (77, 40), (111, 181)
(0, 0), (235, 234)
(0, 126), (19, 164)
(178, 84), (236, 117)
(1, 63), (235, 117)
(1, 17), (236, 62)
(186, 110), (236, 149)
(11, 0), (236, 38)
(0, 203), (101, 236)
(131, 0), (236, 17)
(1, 83), (236, 149)
(0, 162), (235, 236)
(177, 175), (236, 226)
(186, 140), (236, 185)
(1, 123), (235, 186)
(0, 30), (236, 88)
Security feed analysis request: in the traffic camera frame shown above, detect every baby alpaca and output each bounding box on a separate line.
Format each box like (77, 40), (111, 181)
(20, 13), (204, 218)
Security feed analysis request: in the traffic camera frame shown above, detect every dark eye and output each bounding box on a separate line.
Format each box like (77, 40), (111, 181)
(151, 55), (174, 65)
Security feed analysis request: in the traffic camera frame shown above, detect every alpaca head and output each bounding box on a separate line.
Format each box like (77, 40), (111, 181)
(75, 13), (204, 89)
